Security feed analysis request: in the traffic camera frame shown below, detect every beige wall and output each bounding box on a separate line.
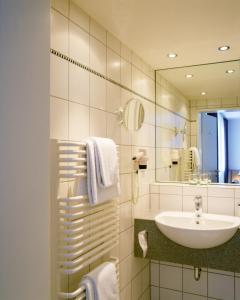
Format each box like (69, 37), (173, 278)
(50, 0), (155, 298)
(0, 1), (50, 299)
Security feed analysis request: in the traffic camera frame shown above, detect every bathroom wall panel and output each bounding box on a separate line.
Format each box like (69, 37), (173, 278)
(50, 1), (155, 298)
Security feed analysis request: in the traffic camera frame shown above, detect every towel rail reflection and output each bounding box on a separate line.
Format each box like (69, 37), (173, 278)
(55, 140), (119, 299)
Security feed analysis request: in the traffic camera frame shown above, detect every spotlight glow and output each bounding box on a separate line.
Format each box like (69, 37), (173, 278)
(167, 53), (178, 58)
(218, 45), (230, 51)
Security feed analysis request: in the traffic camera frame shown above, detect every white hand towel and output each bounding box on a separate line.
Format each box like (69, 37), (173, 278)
(81, 262), (119, 300)
(93, 137), (118, 188)
(189, 147), (200, 170)
(86, 138), (120, 205)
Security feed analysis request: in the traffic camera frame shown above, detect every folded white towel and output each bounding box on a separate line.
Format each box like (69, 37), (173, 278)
(81, 262), (119, 300)
(189, 147), (200, 170)
(93, 137), (118, 188)
(86, 137), (120, 205)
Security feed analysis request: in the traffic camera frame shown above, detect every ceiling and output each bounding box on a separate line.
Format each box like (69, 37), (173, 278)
(157, 60), (240, 100)
(75, 0), (240, 69)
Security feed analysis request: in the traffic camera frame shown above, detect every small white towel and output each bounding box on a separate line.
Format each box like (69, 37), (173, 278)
(81, 262), (119, 300)
(189, 147), (200, 171)
(93, 137), (118, 188)
(86, 137), (120, 205)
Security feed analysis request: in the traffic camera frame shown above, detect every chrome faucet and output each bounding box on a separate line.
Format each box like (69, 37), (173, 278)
(194, 195), (202, 223)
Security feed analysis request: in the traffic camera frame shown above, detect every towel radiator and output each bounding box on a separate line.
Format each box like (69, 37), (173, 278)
(51, 140), (119, 299)
(182, 148), (194, 181)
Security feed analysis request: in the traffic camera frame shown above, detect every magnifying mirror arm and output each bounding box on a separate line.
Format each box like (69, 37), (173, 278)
(114, 107), (124, 125)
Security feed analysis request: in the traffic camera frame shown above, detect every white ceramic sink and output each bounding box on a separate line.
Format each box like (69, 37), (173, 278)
(155, 211), (240, 249)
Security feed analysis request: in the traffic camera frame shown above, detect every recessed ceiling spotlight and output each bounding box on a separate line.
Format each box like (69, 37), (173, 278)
(218, 45), (230, 51)
(186, 74), (193, 78)
(201, 92), (207, 96)
(167, 53), (178, 58)
(226, 69), (235, 74)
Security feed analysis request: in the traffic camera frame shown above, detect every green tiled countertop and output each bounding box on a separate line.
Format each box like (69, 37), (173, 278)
(134, 218), (240, 272)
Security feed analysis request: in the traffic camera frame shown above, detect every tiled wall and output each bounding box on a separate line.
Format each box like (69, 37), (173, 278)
(149, 182), (240, 300)
(50, 0), (156, 298)
(151, 261), (240, 300)
(155, 73), (191, 181)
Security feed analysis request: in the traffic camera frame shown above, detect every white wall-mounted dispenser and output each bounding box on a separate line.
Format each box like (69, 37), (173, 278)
(171, 149), (180, 165)
(132, 149), (148, 171)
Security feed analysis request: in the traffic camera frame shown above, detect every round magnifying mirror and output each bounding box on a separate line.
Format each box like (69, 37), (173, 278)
(123, 99), (145, 131)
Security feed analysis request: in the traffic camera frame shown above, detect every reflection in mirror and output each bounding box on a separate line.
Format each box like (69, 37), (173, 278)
(199, 109), (240, 184)
(123, 99), (145, 131)
(155, 60), (240, 185)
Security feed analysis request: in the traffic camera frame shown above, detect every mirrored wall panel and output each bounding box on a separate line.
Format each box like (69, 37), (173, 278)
(155, 60), (240, 185)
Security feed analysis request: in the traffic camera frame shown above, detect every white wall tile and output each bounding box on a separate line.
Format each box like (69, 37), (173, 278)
(120, 283), (131, 300)
(151, 263), (160, 286)
(160, 194), (182, 212)
(235, 277), (240, 300)
(121, 125), (132, 146)
(107, 32), (121, 55)
(51, 10), (68, 55)
(107, 113), (121, 144)
(121, 44), (132, 63)
(90, 36), (106, 75)
(183, 186), (207, 197)
(89, 108), (106, 137)
(119, 255), (132, 290)
(106, 81), (121, 113)
(235, 187), (240, 198)
(150, 184), (160, 194)
(69, 63), (89, 105)
(208, 197), (234, 215)
(150, 194), (160, 211)
(132, 272), (142, 300)
(160, 265), (182, 291)
(208, 186), (234, 198)
(90, 73), (106, 110)
(151, 286), (159, 300)
(51, 0), (69, 16)
(119, 174), (132, 204)
(50, 54), (68, 99)
(160, 184), (182, 195)
(119, 227), (133, 260)
(119, 201), (132, 232)
(90, 19), (106, 44)
(121, 58), (132, 89)
(119, 146), (132, 174)
(50, 97), (68, 139)
(160, 288), (182, 300)
(208, 272), (234, 300)
(183, 268), (207, 296)
(183, 294), (206, 300)
(107, 48), (121, 82)
(69, 1), (89, 32)
(69, 102), (89, 141)
(69, 22), (89, 66)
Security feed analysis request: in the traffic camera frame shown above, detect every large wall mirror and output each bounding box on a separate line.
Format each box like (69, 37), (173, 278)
(155, 60), (240, 185)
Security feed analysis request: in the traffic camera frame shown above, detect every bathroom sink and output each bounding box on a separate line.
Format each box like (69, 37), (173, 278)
(155, 211), (240, 249)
